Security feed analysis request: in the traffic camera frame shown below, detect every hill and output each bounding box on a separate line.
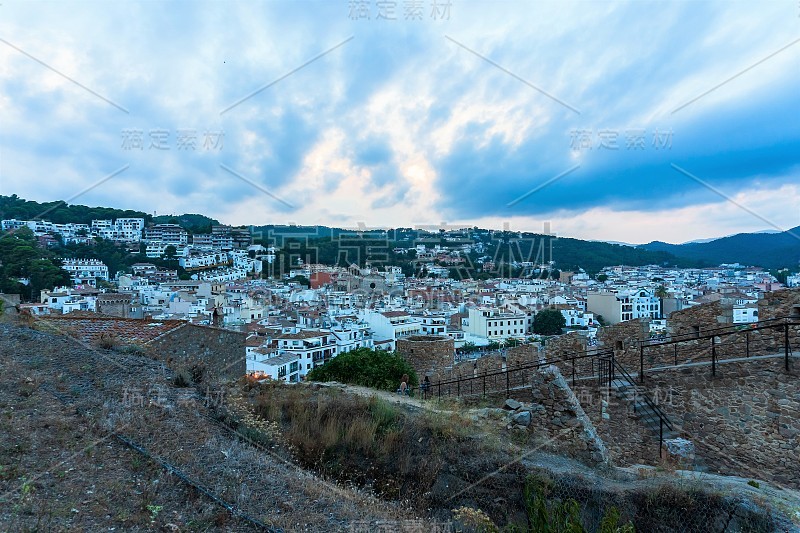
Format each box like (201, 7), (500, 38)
(640, 226), (800, 269)
(152, 213), (220, 234)
(0, 195), (151, 226)
(5, 194), (799, 271)
(1, 318), (795, 531)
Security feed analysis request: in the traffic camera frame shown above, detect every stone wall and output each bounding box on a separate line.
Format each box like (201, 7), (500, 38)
(528, 365), (609, 466)
(146, 324), (246, 382)
(543, 332), (586, 361)
(596, 318), (649, 369)
(395, 335), (454, 375)
(668, 301), (728, 337)
(759, 288), (800, 320)
(507, 343), (540, 366)
(637, 356), (800, 487)
(568, 380), (665, 467)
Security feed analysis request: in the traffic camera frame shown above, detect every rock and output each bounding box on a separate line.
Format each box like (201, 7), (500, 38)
(504, 399), (522, 411)
(663, 437), (695, 461)
(511, 410), (532, 427)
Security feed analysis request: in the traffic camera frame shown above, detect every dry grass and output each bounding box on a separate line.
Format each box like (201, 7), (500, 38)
(233, 380), (477, 503)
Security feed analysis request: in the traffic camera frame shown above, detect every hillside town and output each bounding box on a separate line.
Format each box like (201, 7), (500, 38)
(5, 215), (796, 384)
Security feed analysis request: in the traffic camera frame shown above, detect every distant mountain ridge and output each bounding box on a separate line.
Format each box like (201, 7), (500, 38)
(2, 195), (798, 270)
(639, 226), (800, 269)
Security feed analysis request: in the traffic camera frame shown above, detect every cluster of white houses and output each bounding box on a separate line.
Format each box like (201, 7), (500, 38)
(13, 219), (785, 384)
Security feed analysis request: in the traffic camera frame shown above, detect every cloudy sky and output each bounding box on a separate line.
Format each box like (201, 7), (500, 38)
(1, 0), (799, 244)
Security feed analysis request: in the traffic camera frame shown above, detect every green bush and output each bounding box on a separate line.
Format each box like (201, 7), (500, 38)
(521, 474), (634, 532)
(306, 347), (418, 391)
(533, 309), (567, 336)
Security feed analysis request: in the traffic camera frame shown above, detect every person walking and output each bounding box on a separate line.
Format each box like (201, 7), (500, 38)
(398, 374), (409, 395)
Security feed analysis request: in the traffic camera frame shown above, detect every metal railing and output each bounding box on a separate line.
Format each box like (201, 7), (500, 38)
(600, 353), (675, 458)
(414, 347), (613, 401)
(637, 316), (800, 383)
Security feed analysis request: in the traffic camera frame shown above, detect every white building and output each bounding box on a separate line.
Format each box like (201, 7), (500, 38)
(465, 307), (529, 340)
(144, 224), (188, 246)
(587, 290), (661, 324)
(273, 330), (337, 375)
(733, 306), (759, 324)
(360, 309), (423, 349)
(331, 322), (374, 353)
(60, 259), (109, 287)
(247, 352), (301, 382)
(559, 308), (595, 328)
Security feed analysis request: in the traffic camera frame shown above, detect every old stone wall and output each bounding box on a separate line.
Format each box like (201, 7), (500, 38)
(395, 335), (454, 375)
(146, 324), (246, 382)
(668, 301), (727, 337)
(759, 288), (800, 320)
(543, 332), (586, 361)
(638, 356), (800, 487)
(568, 380), (665, 467)
(528, 365), (609, 466)
(596, 318), (649, 369)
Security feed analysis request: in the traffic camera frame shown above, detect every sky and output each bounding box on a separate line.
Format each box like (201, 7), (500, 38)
(0, 0), (799, 244)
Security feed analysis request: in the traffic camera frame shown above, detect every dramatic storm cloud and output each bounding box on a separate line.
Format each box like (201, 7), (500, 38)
(0, 0), (798, 243)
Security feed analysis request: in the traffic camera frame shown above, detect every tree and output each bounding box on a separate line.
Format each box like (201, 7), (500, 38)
(27, 259), (71, 299)
(533, 308), (566, 336)
(288, 275), (310, 287)
(771, 269), (789, 285)
(550, 268), (561, 280)
(306, 348), (417, 391)
(654, 285), (668, 318)
(597, 274), (608, 283)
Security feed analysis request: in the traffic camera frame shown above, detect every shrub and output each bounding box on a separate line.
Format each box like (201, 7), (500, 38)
(173, 369), (192, 387)
(306, 347), (418, 391)
(96, 332), (119, 350)
(452, 506), (499, 532)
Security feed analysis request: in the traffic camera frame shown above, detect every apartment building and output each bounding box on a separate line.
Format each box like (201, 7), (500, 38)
(587, 289), (661, 324)
(143, 224), (189, 246)
(465, 307), (529, 339)
(273, 330), (337, 375)
(60, 259), (110, 287)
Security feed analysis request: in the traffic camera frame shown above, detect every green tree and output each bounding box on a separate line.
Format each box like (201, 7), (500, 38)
(288, 275), (310, 287)
(306, 348), (417, 391)
(27, 259), (71, 297)
(654, 285), (669, 319)
(771, 269), (789, 285)
(597, 274), (608, 283)
(164, 245), (178, 260)
(533, 308), (566, 336)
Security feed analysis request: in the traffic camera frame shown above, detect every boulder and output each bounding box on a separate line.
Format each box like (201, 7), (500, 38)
(511, 410), (532, 427)
(504, 399), (522, 411)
